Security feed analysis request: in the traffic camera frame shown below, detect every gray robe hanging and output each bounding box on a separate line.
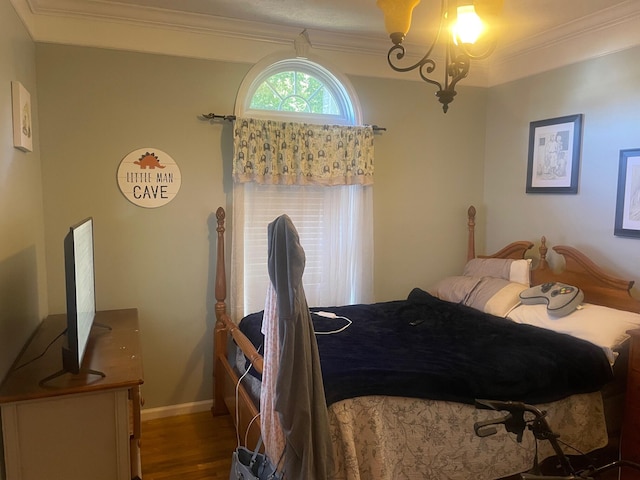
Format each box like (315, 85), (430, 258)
(268, 214), (333, 480)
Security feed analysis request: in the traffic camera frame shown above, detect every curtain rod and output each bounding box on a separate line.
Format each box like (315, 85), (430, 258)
(201, 113), (386, 132)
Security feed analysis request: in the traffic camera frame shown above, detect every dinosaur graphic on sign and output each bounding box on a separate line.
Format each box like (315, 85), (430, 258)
(134, 152), (166, 169)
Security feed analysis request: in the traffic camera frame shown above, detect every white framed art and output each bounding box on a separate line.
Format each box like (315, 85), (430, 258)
(11, 81), (33, 152)
(526, 114), (583, 194)
(614, 148), (640, 238)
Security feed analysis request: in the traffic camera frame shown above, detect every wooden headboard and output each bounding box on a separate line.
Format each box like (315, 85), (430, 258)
(466, 205), (640, 314)
(532, 236), (639, 313)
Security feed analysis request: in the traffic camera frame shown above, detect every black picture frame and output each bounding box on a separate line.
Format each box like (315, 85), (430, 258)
(526, 114), (583, 194)
(614, 148), (640, 238)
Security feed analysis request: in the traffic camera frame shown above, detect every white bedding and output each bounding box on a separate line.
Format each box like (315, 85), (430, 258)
(508, 302), (640, 364)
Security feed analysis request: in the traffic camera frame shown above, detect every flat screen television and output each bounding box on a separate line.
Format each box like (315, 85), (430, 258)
(40, 217), (105, 385)
(62, 217), (96, 375)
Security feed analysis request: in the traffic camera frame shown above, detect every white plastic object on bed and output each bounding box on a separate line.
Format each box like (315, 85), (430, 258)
(311, 311), (353, 335)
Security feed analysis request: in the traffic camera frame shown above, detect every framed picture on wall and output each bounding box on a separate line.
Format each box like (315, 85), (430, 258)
(526, 114), (583, 194)
(614, 148), (640, 238)
(11, 81), (33, 152)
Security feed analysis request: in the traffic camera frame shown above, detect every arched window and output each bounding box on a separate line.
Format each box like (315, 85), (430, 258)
(236, 57), (361, 125)
(231, 55), (373, 317)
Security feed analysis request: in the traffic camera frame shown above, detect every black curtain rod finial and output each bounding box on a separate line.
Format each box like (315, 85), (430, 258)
(202, 113), (236, 121)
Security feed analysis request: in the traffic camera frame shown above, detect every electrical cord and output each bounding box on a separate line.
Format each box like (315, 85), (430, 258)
(311, 310), (352, 334)
(9, 328), (67, 373)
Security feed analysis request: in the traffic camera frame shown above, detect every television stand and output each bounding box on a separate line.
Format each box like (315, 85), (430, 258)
(38, 366), (106, 387)
(94, 321), (113, 330)
(0, 308), (143, 480)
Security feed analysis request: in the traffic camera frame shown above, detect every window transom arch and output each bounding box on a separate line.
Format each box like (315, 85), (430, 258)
(235, 55), (362, 126)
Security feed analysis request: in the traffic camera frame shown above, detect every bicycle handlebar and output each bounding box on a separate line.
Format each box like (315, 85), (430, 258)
(474, 413), (511, 437)
(474, 399), (547, 443)
(475, 398), (545, 416)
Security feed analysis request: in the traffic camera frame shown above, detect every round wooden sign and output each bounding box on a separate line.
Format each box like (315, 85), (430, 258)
(117, 148), (181, 208)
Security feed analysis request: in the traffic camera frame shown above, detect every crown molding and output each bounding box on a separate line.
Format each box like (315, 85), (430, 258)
(487, 0), (640, 85)
(10, 0), (640, 88)
(23, 0), (392, 54)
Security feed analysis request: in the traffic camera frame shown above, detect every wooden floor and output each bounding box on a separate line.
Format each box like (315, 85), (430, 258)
(141, 410), (236, 480)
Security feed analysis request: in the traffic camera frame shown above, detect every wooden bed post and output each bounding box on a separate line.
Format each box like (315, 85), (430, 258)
(538, 236), (549, 272)
(467, 205), (477, 261)
(212, 207), (228, 416)
(210, 207), (263, 447)
(467, 205), (534, 260)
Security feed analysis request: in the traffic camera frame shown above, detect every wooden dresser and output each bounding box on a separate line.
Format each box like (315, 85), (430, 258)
(0, 308), (143, 480)
(622, 328), (640, 480)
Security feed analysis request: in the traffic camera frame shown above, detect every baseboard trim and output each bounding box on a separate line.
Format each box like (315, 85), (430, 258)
(141, 399), (213, 421)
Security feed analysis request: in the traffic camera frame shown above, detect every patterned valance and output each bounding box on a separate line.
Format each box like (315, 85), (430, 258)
(232, 117), (374, 186)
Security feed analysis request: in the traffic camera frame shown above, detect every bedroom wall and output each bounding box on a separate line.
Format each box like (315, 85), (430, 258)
(483, 45), (640, 298)
(0, 3), (46, 478)
(362, 78), (488, 299)
(35, 45), (242, 411)
(35, 43), (487, 410)
(0, 0), (46, 393)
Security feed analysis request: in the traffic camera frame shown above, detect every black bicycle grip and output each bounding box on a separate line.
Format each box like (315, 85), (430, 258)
(473, 413), (512, 437)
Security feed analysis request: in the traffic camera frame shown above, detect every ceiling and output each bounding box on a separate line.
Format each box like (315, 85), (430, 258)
(10, 0), (640, 86)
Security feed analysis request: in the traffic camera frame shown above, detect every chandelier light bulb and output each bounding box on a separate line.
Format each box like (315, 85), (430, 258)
(453, 5), (485, 45)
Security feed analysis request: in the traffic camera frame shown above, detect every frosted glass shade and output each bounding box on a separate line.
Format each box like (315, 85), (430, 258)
(377, 0), (421, 39)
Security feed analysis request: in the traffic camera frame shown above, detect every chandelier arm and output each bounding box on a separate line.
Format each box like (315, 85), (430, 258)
(386, 46), (444, 91)
(386, 0), (447, 91)
(447, 54), (471, 91)
(457, 39), (498, 60)
(418, 60), (444, 91)
(386, 41), (446, 92)
(386, 30), (440, 74)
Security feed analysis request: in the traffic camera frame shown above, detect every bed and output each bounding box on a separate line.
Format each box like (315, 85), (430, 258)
(212, 205), (640, 480)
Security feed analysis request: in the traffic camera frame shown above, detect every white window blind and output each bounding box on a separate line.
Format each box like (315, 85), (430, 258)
(243, 184), (325, 308)
(239, 182), (373, 314)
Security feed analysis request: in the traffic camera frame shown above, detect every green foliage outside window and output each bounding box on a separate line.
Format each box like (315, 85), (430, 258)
(249, 71), (340, 114)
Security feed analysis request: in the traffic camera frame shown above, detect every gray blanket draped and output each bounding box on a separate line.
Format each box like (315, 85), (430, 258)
(268, 214), (333, 480)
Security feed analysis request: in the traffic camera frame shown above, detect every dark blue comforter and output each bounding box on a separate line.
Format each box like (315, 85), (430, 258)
(238, 288), (613, 406)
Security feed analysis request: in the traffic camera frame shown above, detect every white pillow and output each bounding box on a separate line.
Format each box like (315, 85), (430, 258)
(463, 258), (532, 286)
(507, 303), (640, 364)
(509, 259), (532, 285)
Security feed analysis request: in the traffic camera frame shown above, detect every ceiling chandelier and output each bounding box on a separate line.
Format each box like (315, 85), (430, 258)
(377, 0), (503, 113)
